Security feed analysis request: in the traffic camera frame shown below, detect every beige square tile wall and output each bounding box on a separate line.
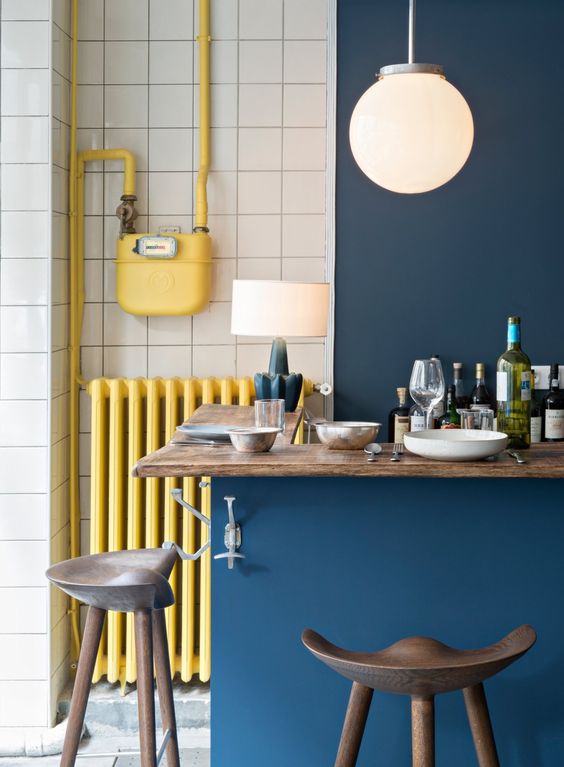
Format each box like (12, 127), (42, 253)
(78, 0), (329, 384)
(0, 0), (331, 730)
(0, 0), (53, 729)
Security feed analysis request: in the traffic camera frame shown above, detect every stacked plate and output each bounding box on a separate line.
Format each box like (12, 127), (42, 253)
(177, 424), (236, 443)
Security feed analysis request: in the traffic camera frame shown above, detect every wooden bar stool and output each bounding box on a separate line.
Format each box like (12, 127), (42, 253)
(302, 625), (536, 767)
(46, 548), (180, 767)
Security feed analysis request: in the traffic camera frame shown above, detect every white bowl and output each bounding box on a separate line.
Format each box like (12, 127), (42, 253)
(404, 429), (508, 462)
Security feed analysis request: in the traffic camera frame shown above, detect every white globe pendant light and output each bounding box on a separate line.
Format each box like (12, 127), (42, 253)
(349, 0), (474, 194)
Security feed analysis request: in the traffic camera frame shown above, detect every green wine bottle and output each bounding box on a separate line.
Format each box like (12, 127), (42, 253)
(496, 316), (531, 449)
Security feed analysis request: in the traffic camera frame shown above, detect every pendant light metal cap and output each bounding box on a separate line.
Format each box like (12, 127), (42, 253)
(378, 63), (444, 78)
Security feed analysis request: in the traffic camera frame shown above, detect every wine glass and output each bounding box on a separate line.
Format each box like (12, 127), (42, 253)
(409, 359), (446, 430)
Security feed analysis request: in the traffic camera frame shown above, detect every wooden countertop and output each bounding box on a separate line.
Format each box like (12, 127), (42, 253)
(133, 441), (564, 479)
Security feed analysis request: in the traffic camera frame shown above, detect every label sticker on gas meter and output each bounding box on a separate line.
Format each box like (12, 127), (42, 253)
(134, 236), (177, 258)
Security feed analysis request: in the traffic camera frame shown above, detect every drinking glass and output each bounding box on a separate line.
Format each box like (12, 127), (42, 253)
(409, 359), (446, 430)
(254, 399), (285, 432)
(459, 408), (494, 431)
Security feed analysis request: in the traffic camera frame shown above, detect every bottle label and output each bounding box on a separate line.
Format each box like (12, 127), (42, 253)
(496, 371), (530, 402)
(394, 416), (410, 443)
(545, 410), (564, 440)
(508, 324), (520, 344)
(530, 416), (542, 443)
(410, 415), (426, 432)
(521, 371), (531, 401)
(496, 372), (508, 402)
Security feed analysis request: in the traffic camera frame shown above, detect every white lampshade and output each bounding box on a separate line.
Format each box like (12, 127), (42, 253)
(231, 280), (329, 338)
(349, 71), (474, 194)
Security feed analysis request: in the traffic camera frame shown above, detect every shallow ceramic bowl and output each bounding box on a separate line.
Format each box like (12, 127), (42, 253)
(404, 429), (508, 462)
(227, 427), (279, 453)
(315, 421), (381, 450)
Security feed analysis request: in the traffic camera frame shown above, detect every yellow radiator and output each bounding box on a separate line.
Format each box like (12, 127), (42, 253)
(85, 376), (310, 687)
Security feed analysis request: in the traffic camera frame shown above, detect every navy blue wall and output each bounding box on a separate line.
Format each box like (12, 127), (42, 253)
(212, 477), (564, 766)
(335, 0), (564, 422)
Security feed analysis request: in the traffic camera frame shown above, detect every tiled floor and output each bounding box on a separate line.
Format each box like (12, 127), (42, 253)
(0, 733), (209, 767)
(0, 750), (209, 767)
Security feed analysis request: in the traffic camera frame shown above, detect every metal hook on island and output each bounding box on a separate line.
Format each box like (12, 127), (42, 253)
(166, 489), (244, 569)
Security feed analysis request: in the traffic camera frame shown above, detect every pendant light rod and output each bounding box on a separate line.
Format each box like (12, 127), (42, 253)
(408, 0), (416, 63)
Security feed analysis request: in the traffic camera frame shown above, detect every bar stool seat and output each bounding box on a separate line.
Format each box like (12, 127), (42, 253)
(46, 548), (180, 767)
(47, 548), (177, 612)
(302, 625), (536, 696)
(302, 625), (536, 767)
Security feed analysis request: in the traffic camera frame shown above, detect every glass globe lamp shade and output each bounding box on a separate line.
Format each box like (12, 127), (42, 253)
(349, 72), (474, 194)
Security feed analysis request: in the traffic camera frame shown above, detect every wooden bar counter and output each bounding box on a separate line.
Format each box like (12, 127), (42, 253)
(134, 441), (564, 479)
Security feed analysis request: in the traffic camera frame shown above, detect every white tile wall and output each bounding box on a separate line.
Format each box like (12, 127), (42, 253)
(0, 25), (51, 747)
(0, 0), (331, 730)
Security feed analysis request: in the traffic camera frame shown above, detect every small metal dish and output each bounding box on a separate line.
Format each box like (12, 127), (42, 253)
(227, 427), (279, 453)
(315, 421), (381, 450)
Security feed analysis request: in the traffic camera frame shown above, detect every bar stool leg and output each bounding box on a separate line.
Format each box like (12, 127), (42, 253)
(411, 696), (435, 767)
(135, 609), (157, 767)
(61, 606), (106, 767)
(334, 681), (373, 767)
(153, 608), (180, 767)
(463, 684), (500, 767)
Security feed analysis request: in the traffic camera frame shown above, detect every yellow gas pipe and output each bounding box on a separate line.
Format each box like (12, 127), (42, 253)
(69, 0), (138, 663)
(68, 0), (212, 663)
(195, 0), (211, 230)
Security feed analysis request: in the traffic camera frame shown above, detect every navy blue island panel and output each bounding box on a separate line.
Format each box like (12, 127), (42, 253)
(211, 476), (564, 767)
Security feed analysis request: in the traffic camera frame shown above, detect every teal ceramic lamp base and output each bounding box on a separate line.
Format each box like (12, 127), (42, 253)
(254, 337), (303, 412)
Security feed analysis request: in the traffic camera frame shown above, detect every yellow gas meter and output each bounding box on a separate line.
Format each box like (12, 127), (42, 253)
(116, 229), (212, 316)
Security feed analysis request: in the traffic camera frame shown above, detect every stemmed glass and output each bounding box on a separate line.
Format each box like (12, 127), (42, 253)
(409, 359), (446, 430)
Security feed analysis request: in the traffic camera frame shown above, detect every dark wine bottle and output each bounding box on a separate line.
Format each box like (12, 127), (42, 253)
(388, 387), (410, 443)
(530, 369), (542, 444)
(542, 364), (564, 442)
(470, 363), (491, 410)
(496, 316), (531, 449)
(453, 362), (470, 408)
(409, 402), (426, 432)
(437, 385), (461, 429)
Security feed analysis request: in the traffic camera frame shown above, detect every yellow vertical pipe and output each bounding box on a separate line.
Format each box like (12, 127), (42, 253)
(198, 378), (215, 682)
(145, 379), (161, 548)
(107, 380), (125, 684)
(163, 379), (180, 667)
(239, 377), (252, 406)
(89, 379), (108, 682)
(181, 379), (198, 680)
(195, 0), (211, 230)
(125, 379), (143, 683)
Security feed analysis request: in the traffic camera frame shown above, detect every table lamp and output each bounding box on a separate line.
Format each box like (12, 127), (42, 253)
(231, 280), (330, 411)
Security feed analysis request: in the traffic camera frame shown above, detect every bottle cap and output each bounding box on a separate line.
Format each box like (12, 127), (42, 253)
(476, 362), (485, 376)
(508, 316), (520, 324)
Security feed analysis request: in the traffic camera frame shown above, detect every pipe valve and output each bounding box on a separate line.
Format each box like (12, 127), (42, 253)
(116, 194), (139, 237)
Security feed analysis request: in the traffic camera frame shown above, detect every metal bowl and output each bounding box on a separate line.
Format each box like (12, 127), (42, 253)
(315, 421), (381, 450)
(227, 427), (279, 453)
